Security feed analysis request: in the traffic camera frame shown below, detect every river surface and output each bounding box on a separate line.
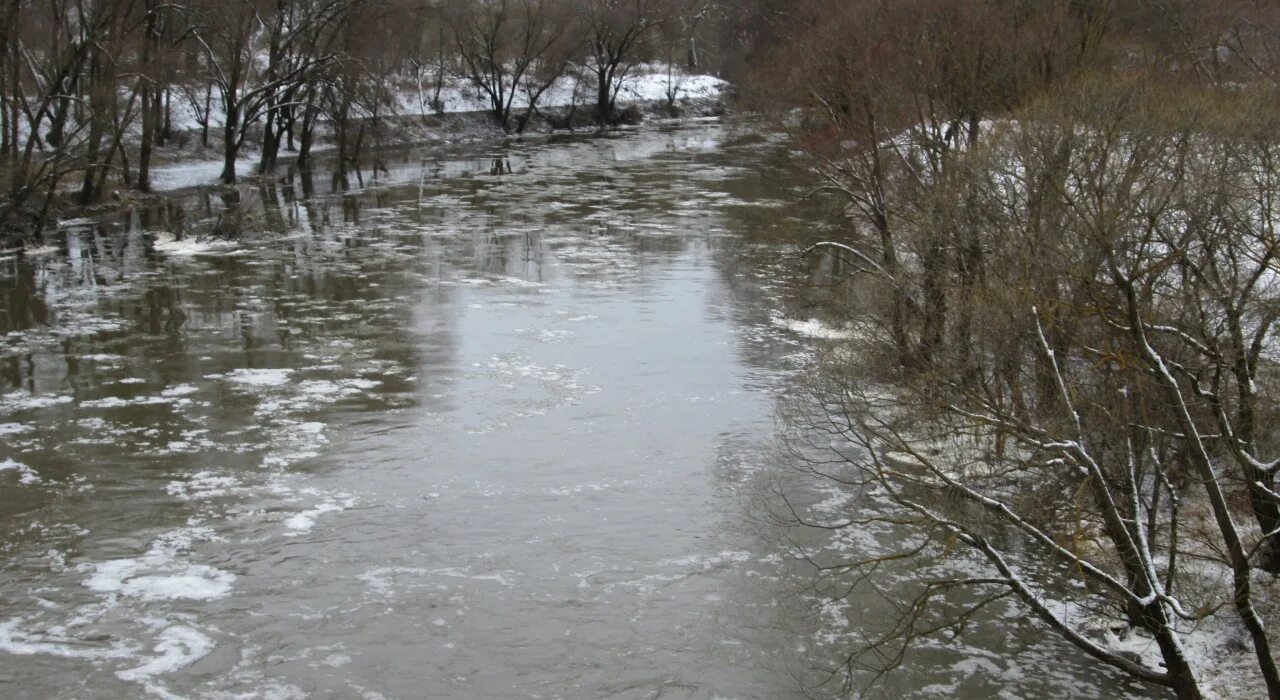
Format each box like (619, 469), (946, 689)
(0, 123), (1155, 698)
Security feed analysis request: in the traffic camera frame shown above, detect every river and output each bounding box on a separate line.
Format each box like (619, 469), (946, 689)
(0, 123), (1154, 698)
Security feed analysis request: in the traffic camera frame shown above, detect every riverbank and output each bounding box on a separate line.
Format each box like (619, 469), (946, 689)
(1, 68), (731, 252)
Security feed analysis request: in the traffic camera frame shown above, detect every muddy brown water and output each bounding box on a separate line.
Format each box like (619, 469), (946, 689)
(0, 124), (1154, 698)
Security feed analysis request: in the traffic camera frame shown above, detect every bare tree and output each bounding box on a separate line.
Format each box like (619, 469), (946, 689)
(445, 0), (572, 132)
(777, 69), (1280, 700)
(577, 0), (660, 125)
(182, 0), (343, 184)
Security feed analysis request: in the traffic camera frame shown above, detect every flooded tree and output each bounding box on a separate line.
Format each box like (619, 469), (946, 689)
(759, 1), (1280, 698)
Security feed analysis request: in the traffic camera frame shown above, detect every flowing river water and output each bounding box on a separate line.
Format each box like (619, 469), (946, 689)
(0, 123), (1155, 698)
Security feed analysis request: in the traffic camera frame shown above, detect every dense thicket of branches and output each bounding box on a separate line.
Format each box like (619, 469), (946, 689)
(753, 1), (1280, 698)
(0, 0), (742, 237)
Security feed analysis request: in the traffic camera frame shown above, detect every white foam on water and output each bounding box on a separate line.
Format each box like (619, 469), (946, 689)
(356, 567), (428, 596)
(166, 472), (241, 501)
(0, 422), (34, 436)
(283, 497), (355, 535)
(0, 458), (42, 485)
(225, 368), (294, 387)
(85, 560), (234, 601)
(81, 527), (234, 601)
(116, 625), (215, 681)
(0, 616), (135, 660)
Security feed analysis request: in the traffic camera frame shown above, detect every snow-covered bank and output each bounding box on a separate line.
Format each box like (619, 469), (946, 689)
(148, 69), (730, 193)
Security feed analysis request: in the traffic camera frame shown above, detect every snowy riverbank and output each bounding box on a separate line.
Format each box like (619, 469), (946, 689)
(148, 68), (731, 192)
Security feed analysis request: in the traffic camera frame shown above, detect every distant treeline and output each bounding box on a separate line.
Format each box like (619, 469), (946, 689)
(0, 0), (761, 231)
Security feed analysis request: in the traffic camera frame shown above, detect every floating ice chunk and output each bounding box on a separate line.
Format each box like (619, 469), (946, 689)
(57, 217), (97, 228)
(80, 395), (174, 409)
(116, 625), (214, 681)
(152, 232), (239, 256)
(81, 527), (234, 601)
(84, 559), (234, 601)
(283, 497), (354, 535)
(225, 368), (293, 387)
(0, 391), (73, 411)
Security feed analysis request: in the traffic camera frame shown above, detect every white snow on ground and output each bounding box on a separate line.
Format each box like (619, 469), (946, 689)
(1103, 614), (1270, 699)
(393, 67), (725, 124)
(149, 67), (729, 192)
(0, 458), (41, 485)
(115, 626), (215, 682)
(149, 157), (259, 192)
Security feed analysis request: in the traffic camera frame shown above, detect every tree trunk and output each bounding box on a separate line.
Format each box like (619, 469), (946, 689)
(78, 52), (106, 205)
(596, 67), (611, 125)
(259, 107), (278, 175)
(137, 81), (154, 193)
(297, 103), (315, 169)
(201, 83), (211, 148)
(162, 87), (171, 143)
(220, 113), (239, 184)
